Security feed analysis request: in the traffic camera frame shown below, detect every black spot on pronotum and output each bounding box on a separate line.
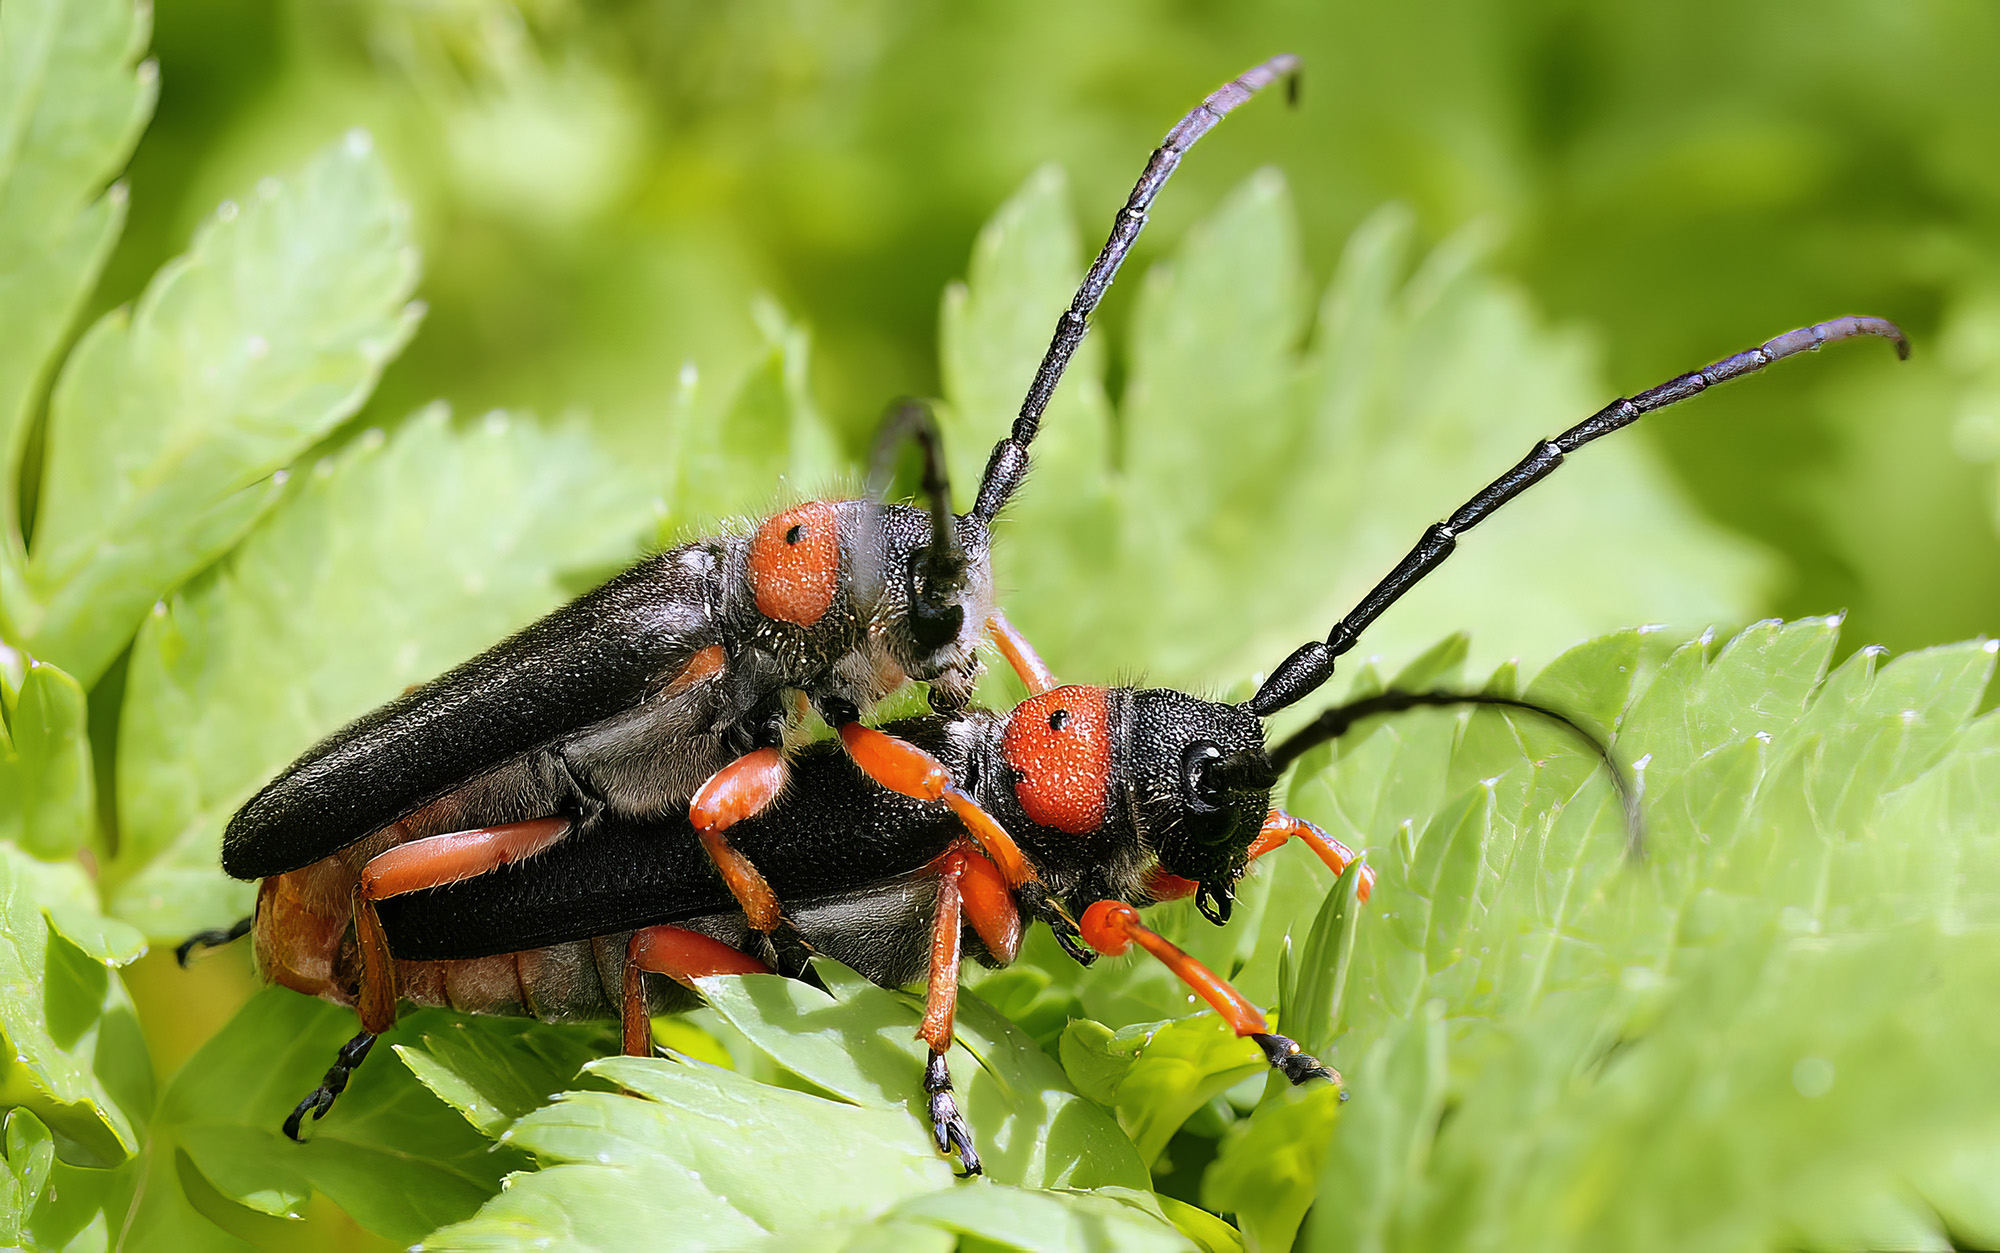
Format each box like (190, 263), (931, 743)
(785, 524), (804, 545)
(1049, 709), (1070, 731)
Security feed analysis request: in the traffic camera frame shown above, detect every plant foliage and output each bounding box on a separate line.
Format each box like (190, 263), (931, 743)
(0, 2), (1993, 1249)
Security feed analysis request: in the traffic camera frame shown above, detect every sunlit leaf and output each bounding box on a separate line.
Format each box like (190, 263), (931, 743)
(20, 132), (422, 684)
(163, 989), (524, 1244)
(0, 844), (144, 1167)
(395, 1017), (617, 1139)
(0, 0), (155, 608)
(428, 1054), (952, 1251)
(0, 655), (93, 859)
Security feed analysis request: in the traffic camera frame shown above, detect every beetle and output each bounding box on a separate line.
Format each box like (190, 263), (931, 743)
(206, 56), (1307, 972)
(247, 679), (1412, 1174)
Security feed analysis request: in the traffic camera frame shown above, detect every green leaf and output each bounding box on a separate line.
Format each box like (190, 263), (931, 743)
(0, 0), (155, 588)
(0, 655), (93, 858)
(1286, 859), (1366, 1061)
(938, 165), (1117, 656)
(1204, 1082), (1343, 1253)
(162, 989), (524, 1244)
(1101, 1016), (1264, 1167)
(428, 1055), (952, 1251)
(671, 298), (840, 527)
(1058, 1018), (1147, 1107)
(0, 843), (144, 1167)
(395, 1017), (617, 1139)
(1307, 1001), (1447, 1252)
(1157, 1195), (1245, 1253)
(1270, 618), (2000, 1251)
(109, 405), (647, 938)
(0, 1107), (55, 1246)
(19, 132), (422, 683)
(891, 1184), (1194, 1252)
(698, 965), (1148, 1190)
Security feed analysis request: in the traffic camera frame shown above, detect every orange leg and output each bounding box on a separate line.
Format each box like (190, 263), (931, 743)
(1249, 810), (1375, 902)
(360, 817), (572, 900)
(621, 926), (770, 1056)
(1079, 899), (1340, 1088)
(836, 723), (1033, 889)
(987, 610), (1056, 695)
(351, 885), (400, 1036)
(918, 854), (981, 1176)
(838, 721), (1090, 962)
(350, 816), (575, 1038)
(919, 859), (964, 1055)
(948, 841), (1022, 964)
(687, 748), (790, 932)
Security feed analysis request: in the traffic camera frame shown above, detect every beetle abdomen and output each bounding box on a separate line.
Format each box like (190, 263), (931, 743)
(223, 546), (723, 880)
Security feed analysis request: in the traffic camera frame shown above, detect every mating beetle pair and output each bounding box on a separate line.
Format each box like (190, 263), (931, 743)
(187, 53), (1909, 1176)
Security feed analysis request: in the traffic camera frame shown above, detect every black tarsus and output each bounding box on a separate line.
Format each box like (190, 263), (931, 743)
(1017, 880), (1096, 967)
(1269, 689), (1643, 854)
(175, 916), (253, 967)
(1252, 1031), (1340, 1091)
(925, 1049), (982, 1177)
(972, 53), (1300, 522)
(284, 1030), (377, 1141)
(1247, 316), (1909, 718)
(866, 399), (968, 653)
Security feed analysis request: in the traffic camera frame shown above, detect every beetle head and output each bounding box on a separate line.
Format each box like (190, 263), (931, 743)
(850, 503), (995, 693)
(1126, 689), (1277, 921)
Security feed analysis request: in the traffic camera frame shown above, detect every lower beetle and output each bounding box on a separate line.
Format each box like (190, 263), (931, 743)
(247, 684), (1399, 1174)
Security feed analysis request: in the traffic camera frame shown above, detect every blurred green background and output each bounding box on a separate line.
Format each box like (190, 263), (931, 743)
(26, 2), (2000, 1244)
(109, 0), (2000, 658)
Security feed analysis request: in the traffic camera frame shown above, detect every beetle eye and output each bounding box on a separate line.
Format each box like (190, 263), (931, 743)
(1181, 741), (1225, 813)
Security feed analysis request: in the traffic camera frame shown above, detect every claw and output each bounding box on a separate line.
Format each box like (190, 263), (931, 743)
(282, 1030), (377, 1141)
(924, 1050), (982, 1177)
(1252, 1031), (1343, 1092)
(1018, 882), (1096, 967)
(283, 1086), (336, 1141)
(762, 918), (819, 979)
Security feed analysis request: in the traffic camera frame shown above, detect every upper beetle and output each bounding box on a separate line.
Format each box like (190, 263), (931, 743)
(219, 55), (1308, 961)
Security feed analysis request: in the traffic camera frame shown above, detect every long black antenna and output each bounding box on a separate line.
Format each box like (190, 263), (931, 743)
(971, 53), (1300, 522)
(1267, 689), (1643, 854)
(1247, 315), (1910, 718)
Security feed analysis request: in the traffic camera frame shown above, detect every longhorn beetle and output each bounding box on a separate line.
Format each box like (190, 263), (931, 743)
(236, 644), (1660, 1172)
(212, 55), (1304, 975)
(191, 49), (1911, 1175)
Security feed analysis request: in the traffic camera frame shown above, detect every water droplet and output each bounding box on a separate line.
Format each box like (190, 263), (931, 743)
(1792, 1055), (1834, 1098)
(345, 128), (373, 156)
